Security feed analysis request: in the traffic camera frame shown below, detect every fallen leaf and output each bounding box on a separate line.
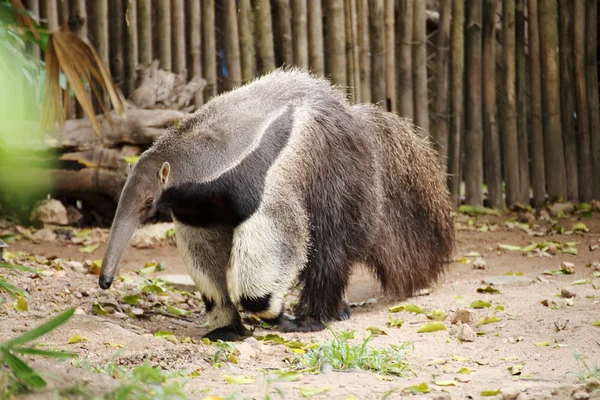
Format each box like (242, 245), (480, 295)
(592, 321), (600, 327)
(299, 387), (329, 397)
(476, 315), (500, 326)
(477, 286), (500, 294)
(416, 322), (446, 333)
(572, 222), (589, 232)
(426, 309), (447, 321)
(434, 380), (457, 387)
(154, 330), (174, 338)
(495, 305), (505, 311)
(508, 364), (523, 375)
(497, 243), (522, 251)
(79, 244), (99, 253)
(92, 303), (109, 316)
(572, 279), (592, 285)
(14, 296), (28, 312)
(273, 371), (302, 382)
(123, 294), (141, 305)
(366, 327), (387, 336)
(388, 303), (424, 314)
(457, 367), (471, 374)
(387, 316), (404, 328)
(560, 247), (578, 256)
(68, 335), (87, 344)
(481, 389), (502, 396)
(166, 305), (191, 317)
(224, 375), (254, 385)
(452, 355), (470, 362)
(471, 300), (491, 309)
(455, 257), (470, 263)
(403, 383), (430, 394)
(533, 341), (550, 347)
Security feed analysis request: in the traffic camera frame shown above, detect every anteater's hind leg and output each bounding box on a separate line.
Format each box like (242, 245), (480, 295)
(174, 222), (251, 342)
(228, 199), (311, 327)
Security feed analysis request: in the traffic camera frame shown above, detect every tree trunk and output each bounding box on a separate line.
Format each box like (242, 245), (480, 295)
(396, 0), (413, 119)
(42, 0), (59, 31)
(292, 0), (309, 69)
(223, 0), (242, 91)
(515, 0), (530, 204)
(358, 0), (370, 103)
(412, 0), (428, 132)
(69, 0), (89, 118)
(25, 0), (40, 59)
(125, 0), (138, 97)
(558, 0), (579, 200)
(464, 0), (484, 206)
(92, 1), (109, 68)
(527, 0), (546, 207)
(171, 0), (186, 75)
(202, 0), (217, 99)
(157, 0), (172, 71)
(307, 0), (325, 76)
(255, 0), (276, 74)
(384, 0), (395, 111)
(137, 0), (152, 67)
(325, 0), (347, 87)
(350, 0), (360, 101)
(448, 0), (465, 207)
(502, 0), (520, 208)
(434, 0), (451, 165)
(239, 0), (256, 84)
(109, 0), (125, 94)
(539, 0), (568, 202)
(586, 0), (600, 199)
(275, 0), (293, 66)
(57, 0), (68, 26)
(369, 0), (385, 107)
(344, 0), (357, 102)
(482, 0), (503, 209)
(186, 0), (203, 106)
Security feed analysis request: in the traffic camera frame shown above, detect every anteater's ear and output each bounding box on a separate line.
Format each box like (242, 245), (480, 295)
(159, 161), (170, 187)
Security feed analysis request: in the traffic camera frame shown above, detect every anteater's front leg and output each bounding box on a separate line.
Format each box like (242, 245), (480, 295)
(175, 222), (251, 342)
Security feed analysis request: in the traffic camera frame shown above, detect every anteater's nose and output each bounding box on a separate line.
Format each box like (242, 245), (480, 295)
(98, 274), (113, 290)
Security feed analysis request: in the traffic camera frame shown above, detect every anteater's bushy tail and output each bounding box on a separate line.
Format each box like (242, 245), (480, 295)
(356, 104), (456, 299)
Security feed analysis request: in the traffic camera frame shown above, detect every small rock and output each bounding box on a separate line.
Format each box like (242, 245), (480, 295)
(572, 389), (590, 400)
(550, 202), (575, 216)
(472, 257), (487, 269)
(548, 243), (558, 255)
(590, 262), (600, 272)
(592, 200), (600, 212)
(65, 261), (87, 275)
(30, 199), (68, 226)
(501, 389), (521, 400)
(159, 274), (196, 292)
(483, 275), (534, 286)
(456, 375), (471, 383)
(74, 308), (86, 315)
(457, 323), (476, 342)
(320, 363), (333, 374)
(522, 212), (537, 225)
(235, 342), (256, 359)
(31, 228), (57, 242)
(561, 288), (576, 298)
(452, 309), (473, 324)
(561, 261), (576, 274)
(131, 307), (144, 316)
(243, 337), (258, 346)
(73, 291), (83, 299)
(539, 209), (552, 221)
(114, 311), (128, 319)
(66, 205), (84, 225)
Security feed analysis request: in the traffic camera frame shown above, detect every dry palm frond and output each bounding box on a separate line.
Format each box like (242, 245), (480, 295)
(41, 28), (127, 137)
(9, 0), (39, 40)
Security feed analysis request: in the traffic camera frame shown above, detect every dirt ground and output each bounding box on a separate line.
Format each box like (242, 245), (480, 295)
(1, 209), (600, 400)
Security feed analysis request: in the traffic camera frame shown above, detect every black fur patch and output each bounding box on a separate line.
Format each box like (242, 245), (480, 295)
(203, 317), (253, 342)
(158, 107), (294, 228)
(278, 315), (326, 333)
(239, 293), (272, 313)
(202, 296), (215, 313)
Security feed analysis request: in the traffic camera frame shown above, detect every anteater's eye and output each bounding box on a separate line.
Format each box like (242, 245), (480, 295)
(144, 198), (154, 210)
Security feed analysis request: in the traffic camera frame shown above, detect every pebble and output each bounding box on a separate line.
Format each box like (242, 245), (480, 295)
(472, 257), (487, 270)
(561, 288), (576, 298)
(457, 323), (477, 342)
(572, 389), (589, 400)
(321, 363), (333, 374)
(243, 336), (258, 346)
(131, 308), (144, 316)
(74, 308), (86, 315)
(452, 309), (473, 324)
(483, 275), (534, 286)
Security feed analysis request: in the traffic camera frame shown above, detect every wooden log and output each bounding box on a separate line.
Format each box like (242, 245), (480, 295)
(396, 0), (413, 120)
(125, 0), (139, 97)
(202, 0), (217, 99)
(325, 0), (347, 87)
(384, 0), (395, 111)
(307, 0), (325, 76)
(186, 0), (203, 107)
(369, 0), (385, 108)
(157, 0), (172, 71)
(239, 0), (256, 84)
(292, 0), (309, 70)
(357, 0), (370, 103)
(516, 0), (530, 204)
(255, 0), (276, 74)
(171, 0), (186, 75)
(275, 0), (294, 66)
(137, 0), (152, 67)
(586, 0), (600, 199)
(223, 0), (242, 91)
(433, 0), (451, 164)
(412, 0), (428, 132)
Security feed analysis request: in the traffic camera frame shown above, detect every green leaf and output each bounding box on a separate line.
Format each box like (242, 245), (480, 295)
(2, 349), (46, 389)
(11, 347), (77, 359)
(166, 305), (190, 317)
(165, 228), (176, 239)
(572, 279), (592, 285)
(476, 315), (500, 326)
(452, 355), (470, 362)
(434, 380), (457, 386)
(388, 303), (424, 314)
(533, 341), (550, 347)
(457, 367), (471, 374)
(458, 205), (501, 216)
(416, 322), (447, 333)
(14, 296), (28, 312)
(497, 243), (522, 251)
(68, 334), (87, 344)
(0, 262), (37, 273)
(123, 294), (141, 305)
(495, 305), (505, 311)
(79, 243), (99, 253)
(74, 229), (92, 237)
(426, 309), (447, 321)
(273, 371), (302, 382)
(560, 247), (578, 255)
(572, 222), (589, 232)
(224, 375), (254, 385)
(591, 320), (600, 327)
(481, 389), (502, 396)
(477, 286), (500, 294)
(471, 300), (491, 309)
(92, 302), (109, 316)
(508, 364), (523, 375)
(403, 383), (430, 394)
(153, 330), (173, 338)
(366, 327), (387, 336)
(1, 308), (75, 347)
(299, 387), (329, 397)
(0, 278), (27, 299)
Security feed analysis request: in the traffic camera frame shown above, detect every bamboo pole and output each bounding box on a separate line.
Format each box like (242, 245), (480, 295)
(69, 0), (87, 41)
(109, 0), (125, 93)
(292, 0), (309, 70)
(307, 0), (325, 76)
(223, 0), (242, 90)
(502, 0), (520, 208)
(434, 0), (451, 164)
(255, 0), (276, 74)
(275, 0), (293, 66)
(464, 0), (484, 206)
(202, 0), (217, 99)
(527, 0), (546, 207)
(515, 0), (530, 204)
(137, 0), (152, 67)
(24, 0), (40, 59)
(125, 0), (138, 97)
(350, 0), (360, 101)
(558, 0), (579, 201)
(238, 0), (256, 84)
(157, 0), (171, 71)
(574, 0), (591, 201)
(369, 0), (385, 107)
(92, 1), (109, 66)
(448, 0), (465, 207)
(539, 0), (568, 202)
(396, 0), (413, 119)
(358, 0), (370, 103)
(412, 0), (428, 132)
(42, 0), (59, 31)
(482, 0), (503, 209)
(171, 0), (186, 75)
(586, 0), (600, 199)
(57, 0), (68, 26)
(384, 0), (395, 111)
(325, 0), (347, 87)
(186, 0), (203, 106)
(344, 0), (356, 101)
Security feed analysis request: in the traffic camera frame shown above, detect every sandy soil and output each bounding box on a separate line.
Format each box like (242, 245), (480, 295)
(1, 211), (599, 400)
